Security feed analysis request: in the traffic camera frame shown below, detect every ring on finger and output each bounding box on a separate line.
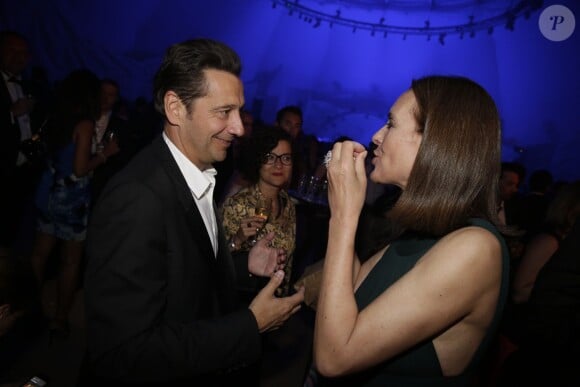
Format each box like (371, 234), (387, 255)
(323, 150), (332, 167)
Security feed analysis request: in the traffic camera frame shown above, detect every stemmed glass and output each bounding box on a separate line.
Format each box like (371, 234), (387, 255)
(96, 130), (116, 154)
(250, 197), (272, 245)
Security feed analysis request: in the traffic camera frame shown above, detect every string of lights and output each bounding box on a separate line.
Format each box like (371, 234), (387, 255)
(271, 0), (544, 44)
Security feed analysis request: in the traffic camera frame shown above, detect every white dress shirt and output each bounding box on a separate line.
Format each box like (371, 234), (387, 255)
(2, 71), (32, 165)
(92, 111), (112, 153)
(497, 200), (507, 226)
(163, 132), (218, 256)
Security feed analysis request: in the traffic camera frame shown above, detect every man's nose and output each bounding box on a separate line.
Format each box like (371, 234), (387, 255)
(230, 112), (244, 136)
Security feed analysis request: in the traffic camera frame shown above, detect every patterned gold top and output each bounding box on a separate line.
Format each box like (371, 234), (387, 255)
(219, 185), (296, 294)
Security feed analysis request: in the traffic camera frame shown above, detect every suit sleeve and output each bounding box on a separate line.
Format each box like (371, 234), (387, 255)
(84, 179), (261, 383)
(0, 87), (19, 176)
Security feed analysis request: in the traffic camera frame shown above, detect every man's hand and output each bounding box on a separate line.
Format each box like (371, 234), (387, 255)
(0, 304), (24, 337)
(248, 232), (285, 276)
(102, 137), (120, 158)
(11, 97), (35, 117)
(249, 270), (305, 332)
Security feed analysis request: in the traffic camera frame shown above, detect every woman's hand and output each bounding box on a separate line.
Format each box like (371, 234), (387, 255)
(248, 232), (286, 276)
(237, 216), (267, 242)
(11, 97), (35, 116)
(102, 136), (120, 158)
(326, 141), (368, 221)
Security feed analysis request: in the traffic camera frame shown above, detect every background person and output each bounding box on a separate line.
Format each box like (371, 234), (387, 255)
(220, 125), (296, 300)
(29, 69), (116, 339)
(0, 30), (47, 256)
(511, 180), (580, 304)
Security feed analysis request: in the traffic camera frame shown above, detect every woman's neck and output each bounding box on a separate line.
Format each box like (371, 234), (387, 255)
(257, 182), (280, 200)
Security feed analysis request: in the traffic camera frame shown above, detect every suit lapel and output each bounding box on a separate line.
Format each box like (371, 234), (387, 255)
(152, 135), (241, 310)
(152, 136), (216, 261)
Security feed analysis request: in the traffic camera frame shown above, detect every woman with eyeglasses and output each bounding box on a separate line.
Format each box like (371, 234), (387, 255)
(220, 125), (296, 299)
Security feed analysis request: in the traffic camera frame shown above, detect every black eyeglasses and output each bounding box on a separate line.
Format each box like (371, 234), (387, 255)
(262, 152), (293, 166)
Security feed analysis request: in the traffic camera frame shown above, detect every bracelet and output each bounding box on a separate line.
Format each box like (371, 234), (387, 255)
(228, 237), (238, 251)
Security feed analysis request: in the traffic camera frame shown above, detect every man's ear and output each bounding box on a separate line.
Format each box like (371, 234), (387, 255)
(164, 91), (184, 126)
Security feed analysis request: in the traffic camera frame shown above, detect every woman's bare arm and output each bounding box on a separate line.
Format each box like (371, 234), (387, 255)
(314, 226), (501, 377)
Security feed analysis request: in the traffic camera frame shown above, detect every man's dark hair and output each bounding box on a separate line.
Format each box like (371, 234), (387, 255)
(501, 161), (526, 181)
(0, 30), (27, 49)
(101, 78), (120, 92)
(529, 169), (553, 193)
(275, 105), (303, 124)
(153, 38), (241, 117)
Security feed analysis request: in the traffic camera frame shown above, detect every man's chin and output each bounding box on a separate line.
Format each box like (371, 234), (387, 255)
(213, 150), (228, 163)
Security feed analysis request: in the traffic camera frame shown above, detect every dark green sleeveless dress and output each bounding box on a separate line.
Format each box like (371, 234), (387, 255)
(318, 218), (509, 386)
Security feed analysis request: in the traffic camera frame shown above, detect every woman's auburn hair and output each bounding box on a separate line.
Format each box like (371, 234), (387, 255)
(388, 75), (502, 236)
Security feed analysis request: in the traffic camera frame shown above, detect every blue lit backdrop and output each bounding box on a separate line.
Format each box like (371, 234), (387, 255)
(1, 0), (578, 181)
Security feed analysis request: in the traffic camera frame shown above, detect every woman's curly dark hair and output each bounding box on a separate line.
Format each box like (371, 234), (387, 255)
(237, 124), (294, 184)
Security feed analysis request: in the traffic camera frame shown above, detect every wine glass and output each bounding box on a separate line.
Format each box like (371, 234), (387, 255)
(105, 130), (117, 143)
(96, 130), (116, 154)
(255, 197), (272, 221)
(250, 197), (272, 245)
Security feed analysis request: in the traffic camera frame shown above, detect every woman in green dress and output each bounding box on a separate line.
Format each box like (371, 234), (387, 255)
(314, 75), (510, 386)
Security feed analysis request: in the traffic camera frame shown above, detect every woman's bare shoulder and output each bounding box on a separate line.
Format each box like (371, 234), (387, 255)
(441, 226), (501, 258)
(421, 226), (502, 284)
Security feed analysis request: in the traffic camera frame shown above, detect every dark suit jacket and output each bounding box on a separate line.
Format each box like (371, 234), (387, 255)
(0, 77), (21, 177)
(90, 114), (137, 204)
(0, 76), (48, 174)
(0, 76), (47, 246)
(82, 135), (261, 386)
(522, 219), (580, 353)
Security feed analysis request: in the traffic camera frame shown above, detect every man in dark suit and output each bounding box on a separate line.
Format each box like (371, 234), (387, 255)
(82, 39), (305, 386)
(0, 30), (44, 255)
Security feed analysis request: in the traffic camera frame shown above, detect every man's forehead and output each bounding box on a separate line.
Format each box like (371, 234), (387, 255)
(5, 38), (28, 50)
(283, 113), (301, 123)
(205, 70), (242, 91)
(190, 94), (244, 112)
(502, 171), (519, 181)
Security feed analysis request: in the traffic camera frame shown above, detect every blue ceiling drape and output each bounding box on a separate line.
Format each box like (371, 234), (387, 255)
(1, 0), (578, 181)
